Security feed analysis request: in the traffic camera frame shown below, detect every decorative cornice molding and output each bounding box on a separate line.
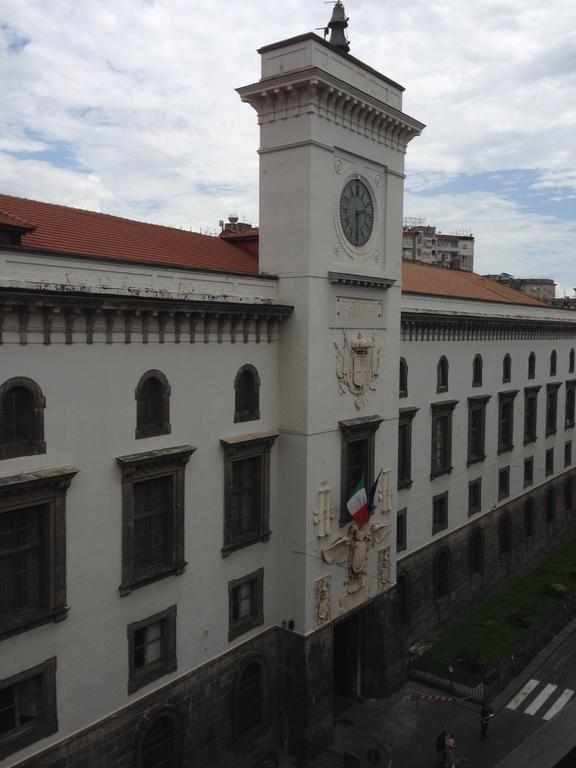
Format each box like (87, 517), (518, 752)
(402, 312), (576, 342)
(329, 271), (395, 289)
(0, 290), (292, 346)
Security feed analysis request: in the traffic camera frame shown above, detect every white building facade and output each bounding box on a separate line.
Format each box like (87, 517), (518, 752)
(1, 18), (575, 768)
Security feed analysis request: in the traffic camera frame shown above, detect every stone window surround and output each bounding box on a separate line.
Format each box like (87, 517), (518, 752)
(228, 567), (264, 641)
(232, 655), (269, 744)
(396, 507), (407, 553)
(524, 386), (541, 445)
(339, 415), (384, 517)
(0, 657), (57, 760)
(127, 605), (177, 694)
(434, 547), (451, 600)
(524, 456), (534, 487)
(116, 446), (195, 596)
(220, 431), (278, 557)
(436, 356), (449, 393)
(399, 357), (408, 398)
(472, 354), (483, 388)
(546, 447), (554, 477)
(498, 390), (518, 455)
(498, 466), (510, 500)
(565, 441), (572, 468)
(467, 395), (490, 466)
(430, 400), (458, 479)
(0, 466), (78, 641)
(0, 377), (46, 461)
(546, 382), (561, 437)
(502, 353), (512, 383)
(468, 477), (482, 516)
(432, 491), (448, 535)
(469, 528), (484, 576)
(134, 708), (184, 768)
(565, 379), (576, 429)
(135, 369), (171, 440)
(398, 407), (418, 490)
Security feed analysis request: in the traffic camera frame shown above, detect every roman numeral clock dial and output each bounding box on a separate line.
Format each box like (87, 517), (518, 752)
(339, 179), (375, 248)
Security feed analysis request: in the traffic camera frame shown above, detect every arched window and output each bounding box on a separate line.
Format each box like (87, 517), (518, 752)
(135, 370), (171, 439)
(437, 356), (449, 392)
(399, 358), (408, 398)
(136, 710), (183, 768)
(550, 350), (557, 376)
(528, 351), (536, 380)
(502, 354), (511, 383)
(234, 365), (260, 423)
(234, 659), (265, 740)
(0, 377), (46, 460)
(570, 349), (575, 374)
(434, 549), (451, 600)
(545, 487), (556, 524)
(524, 499), (535, 539)
(472, 354), (483, 387)
(397, 572), (410, 625)
(499, 513), (511, 555)
(469, 530), (484, 577)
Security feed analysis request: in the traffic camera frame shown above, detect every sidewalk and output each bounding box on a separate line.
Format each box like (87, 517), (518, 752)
(278, 614), (576, 767)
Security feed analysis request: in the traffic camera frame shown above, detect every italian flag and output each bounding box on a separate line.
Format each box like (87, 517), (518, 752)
(346, 479), (369, 528)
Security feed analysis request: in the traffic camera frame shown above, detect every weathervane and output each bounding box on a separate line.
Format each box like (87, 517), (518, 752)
(317, 1), (350, 53)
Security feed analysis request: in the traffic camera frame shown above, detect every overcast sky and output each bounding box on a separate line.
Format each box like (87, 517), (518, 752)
(1, 1), (575, 291)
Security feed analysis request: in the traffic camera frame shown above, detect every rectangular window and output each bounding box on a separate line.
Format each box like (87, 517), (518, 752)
(221, 432), (278, 555)
(565, 381), (576, 429)
(467, 397), (489, 465)
(338, 416), (383, 524)
(397, 508), (407, 552)
(546, 448), (554, 476)
(498, 466), (510, 500)
(431, 401), (458, 478)
(127, 605), (177, 694)
(524, 456), (534, 487)
(498, 391), (517, 453)
(0, 658), (57, 759)
(546, 383), (560, 436)
(524, 387), (540, 444)
(117, 446), (195, 594)
(228, 568), (264, 641)
(432, 492), (448, 534)
(468, 478), (482, 515)
(398, 408), (418, 490)
(565, 441), (572, 468)
(0, 467), (77, 640)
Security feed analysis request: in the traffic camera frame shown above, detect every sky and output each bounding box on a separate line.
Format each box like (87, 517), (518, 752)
(1, 0), (575, 292)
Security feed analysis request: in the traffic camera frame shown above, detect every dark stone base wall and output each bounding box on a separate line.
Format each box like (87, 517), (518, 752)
(379, 469), (576, 691)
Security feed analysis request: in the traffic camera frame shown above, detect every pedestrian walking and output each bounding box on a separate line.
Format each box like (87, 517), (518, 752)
(445, 733), (456, 767)
(435, 729), (447, 768)
(480, 704), (494, 741)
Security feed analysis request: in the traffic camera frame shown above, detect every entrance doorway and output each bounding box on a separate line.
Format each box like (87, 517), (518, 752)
(332, 604), (376, 708)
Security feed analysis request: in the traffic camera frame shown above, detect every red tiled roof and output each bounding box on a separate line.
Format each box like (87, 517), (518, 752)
(0, 194), (258, 275)
(0, 209), (36, 231)
(402, 261), (547, 306)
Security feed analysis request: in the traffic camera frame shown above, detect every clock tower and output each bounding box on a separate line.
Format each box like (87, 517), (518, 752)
(238, 7), (424, 752)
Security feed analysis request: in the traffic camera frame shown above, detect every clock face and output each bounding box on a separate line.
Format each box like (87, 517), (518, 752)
(339, 179), (374, 247)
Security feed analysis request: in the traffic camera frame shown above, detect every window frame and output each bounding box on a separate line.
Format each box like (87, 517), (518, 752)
(135, 369), (171, 440)
(467, 395), (490, 465)
(550, 349), (557, 377)
(498, 466), (510, 500)
(127, 605), (177, 694)
(135, 709), (183, 768)
(524, 456), (534, 487)
(468, 478), (482, 516)
(116, 446), (195, 595)
(398, 408), (418, 490)
(0, 377), (46, 460)
(546, 383), (561, 436)
(228, 567), (264, 641)
(0, 467), (77, 640)
(564, 477), (573, 514)
(469, 529), (484, 577)
(396, 507), (407, 553)
(339, 416), (383, 523)
(565, 380), (576, 429)
(565, 441), (573, 468)
(234, 364), (261, 424)
(524, 499), (535, 539)
(499, 512), (511, 555)
(399, 357), (408, 399)
(502, 353), (512, 383)
(0, 657), (57, 760)
(545, 487), (556, 524)
(528, 351), (536, 380)
(432, 491), (448, 535)
(472, 354), (483, 388)
(434, 548), (451, 600)
(545, 447), (554, 477)
(233, 657), (268, 743)
(436, 356), (449, 393)
(430, 401), (458, 478)
(221, 431), (278, 556)
(524, 386), (540, 445)
(570, 349), (575, 374)
(498, 390), (518, 454)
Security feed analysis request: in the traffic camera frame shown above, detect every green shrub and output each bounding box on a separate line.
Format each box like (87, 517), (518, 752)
(548, 583), (568, 598)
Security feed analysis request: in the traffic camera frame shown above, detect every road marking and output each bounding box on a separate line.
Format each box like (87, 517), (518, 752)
(506, 679), (539, 710)
(543, 689), (574, 720)
(524, 683), (557, 715)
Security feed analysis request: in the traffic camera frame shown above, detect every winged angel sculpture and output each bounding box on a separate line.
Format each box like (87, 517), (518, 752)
(335, 331), (381, 409)
(322, 521), (389, 612)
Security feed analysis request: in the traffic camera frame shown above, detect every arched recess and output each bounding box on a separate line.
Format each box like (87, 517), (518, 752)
(134, 708), (184, 768)
(234, 364), (261, 423)
(135, 369), (171, 439)
(0, 377), (46, 459)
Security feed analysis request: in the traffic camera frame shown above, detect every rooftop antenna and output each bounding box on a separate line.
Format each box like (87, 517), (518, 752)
(317, 1), (350, 53)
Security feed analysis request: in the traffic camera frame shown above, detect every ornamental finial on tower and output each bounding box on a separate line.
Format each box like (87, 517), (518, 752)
(327, 1), (350, 53)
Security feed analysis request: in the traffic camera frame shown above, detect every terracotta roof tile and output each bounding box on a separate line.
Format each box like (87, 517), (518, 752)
(0, 194), (258, 275)
(402, 261), (547, 306)
(0, 209), (36, 231)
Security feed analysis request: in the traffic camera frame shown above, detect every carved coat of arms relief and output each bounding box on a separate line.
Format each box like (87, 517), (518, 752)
(335, 331), (381, 409)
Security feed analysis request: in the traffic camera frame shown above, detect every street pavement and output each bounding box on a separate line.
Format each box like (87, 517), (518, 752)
(277, 615), (576, 767)
(330, 616), (576, 768)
